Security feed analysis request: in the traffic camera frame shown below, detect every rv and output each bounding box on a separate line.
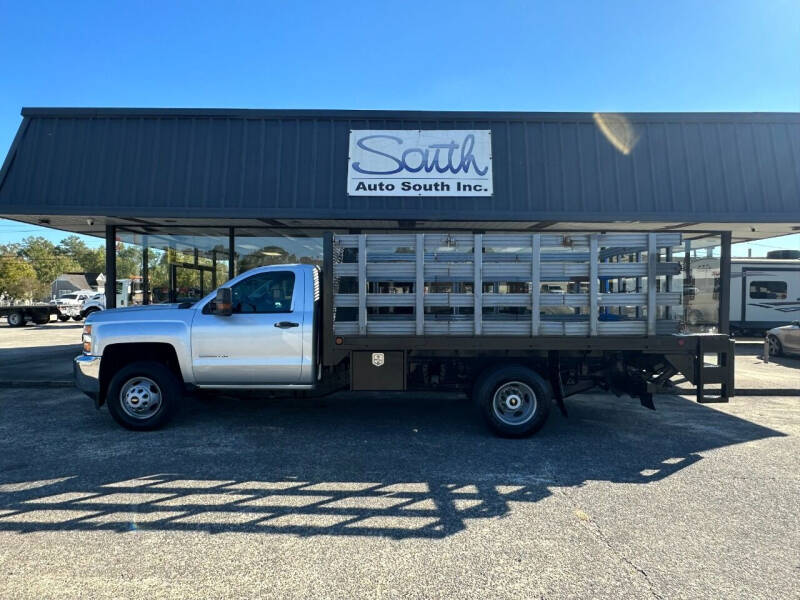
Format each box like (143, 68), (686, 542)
(688, 255), (800, 334)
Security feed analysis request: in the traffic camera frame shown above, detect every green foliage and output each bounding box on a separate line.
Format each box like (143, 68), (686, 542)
(18, 236), (81, 285)
(0, 252), (47, 301)
(0, 235), (105, 301)
(58, 235), (105, 273)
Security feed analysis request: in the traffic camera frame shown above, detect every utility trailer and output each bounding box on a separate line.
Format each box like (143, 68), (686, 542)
(320, 231), (734, 434)
(76, 230), (735, 437)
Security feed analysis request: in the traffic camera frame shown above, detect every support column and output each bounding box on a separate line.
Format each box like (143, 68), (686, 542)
(105, 225), (116, 309)
(142, 235), (149, 305)
(664, 245), (672, 320)
(719, 231), (731, 335)
(228, 227), (235, 281)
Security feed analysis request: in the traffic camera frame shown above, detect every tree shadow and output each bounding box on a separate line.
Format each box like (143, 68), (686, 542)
(0, 391), (785, 539)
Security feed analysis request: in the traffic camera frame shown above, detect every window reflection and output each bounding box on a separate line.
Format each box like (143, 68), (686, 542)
(117, 229), (230, 305)
(234, 233), (322, 274)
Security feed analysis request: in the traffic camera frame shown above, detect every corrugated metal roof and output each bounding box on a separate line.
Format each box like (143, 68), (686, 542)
(1, 108), (799, 223)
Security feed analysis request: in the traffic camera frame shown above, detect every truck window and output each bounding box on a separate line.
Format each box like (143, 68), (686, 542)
(749, 280), (787, 300)
(230, 271), (295, 314)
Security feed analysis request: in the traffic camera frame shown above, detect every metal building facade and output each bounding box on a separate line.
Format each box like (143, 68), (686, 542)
(2, 108), (799, 225)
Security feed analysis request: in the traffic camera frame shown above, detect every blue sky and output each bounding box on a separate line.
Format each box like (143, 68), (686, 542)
(0, 0), (798, 254)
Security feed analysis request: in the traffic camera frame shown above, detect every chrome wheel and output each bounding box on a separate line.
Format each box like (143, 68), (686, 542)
(768, 335), (782, 357)
(119, 377), (163, 420)
(492, 381), (537, 426)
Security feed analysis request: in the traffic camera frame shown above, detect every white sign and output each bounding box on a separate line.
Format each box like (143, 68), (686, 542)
(347, 130), (493, 196)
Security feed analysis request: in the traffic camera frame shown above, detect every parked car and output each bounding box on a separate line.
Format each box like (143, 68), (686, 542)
(766, 321), (800, 357)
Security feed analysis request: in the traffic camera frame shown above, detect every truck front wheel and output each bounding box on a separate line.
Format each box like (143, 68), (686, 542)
(474, 365), (552, 437)
(106, 361), (182, 430)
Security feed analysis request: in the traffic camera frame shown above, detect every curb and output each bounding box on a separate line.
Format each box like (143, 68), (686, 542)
(676, 388), (800, 397)
(2, 381), (73, 388)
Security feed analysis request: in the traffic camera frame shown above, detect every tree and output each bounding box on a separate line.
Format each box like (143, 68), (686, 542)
(116, 243), (143, 279)
(58, 235), (105, 273)
(18, 236), (80, 285)
(0, 254), (46, 302)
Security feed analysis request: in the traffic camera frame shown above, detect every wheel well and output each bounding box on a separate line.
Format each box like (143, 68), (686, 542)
(471, 359), (547, 388)
(99, 343), (182, 405)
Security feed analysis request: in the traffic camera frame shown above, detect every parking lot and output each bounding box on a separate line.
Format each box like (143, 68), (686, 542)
(1, 321), (799, 599)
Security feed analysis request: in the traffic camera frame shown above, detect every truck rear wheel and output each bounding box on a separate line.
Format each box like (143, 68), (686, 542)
(7, 311), (25, 327)
(57, 314), (70, 322)
(33, 314), (51, 325)
(106, 361), (182, 430)
(474, 365), (552, 437)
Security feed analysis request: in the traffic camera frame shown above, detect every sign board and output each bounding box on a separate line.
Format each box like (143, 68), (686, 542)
(347, 130), (493, 196)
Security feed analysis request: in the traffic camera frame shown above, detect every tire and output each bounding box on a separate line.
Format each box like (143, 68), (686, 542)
(767, 335), (783, 358)
(6, 311), (25, 327)
(106, 361), (183, 430)
(474, 365), (552, 437)
(57, 314), (70, 322)
(83, 308), (100, 318)
(33, 315), (51, 325)
(72, 315), (84, 321)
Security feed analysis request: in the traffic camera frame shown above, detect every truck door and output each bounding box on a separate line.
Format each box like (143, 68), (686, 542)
(191, 269), (305, 385)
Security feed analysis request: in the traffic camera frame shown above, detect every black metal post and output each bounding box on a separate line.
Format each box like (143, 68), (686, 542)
(719, 231), (732, 335)
(105, 225), (116, 309)
(169, 264), (176, 303)
(228, 227), (235, 280)
(142, 235), (149, 305)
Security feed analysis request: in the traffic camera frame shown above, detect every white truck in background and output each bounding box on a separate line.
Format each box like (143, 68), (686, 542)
(80, 279), (138, 318)
(51, 290), (97, 321)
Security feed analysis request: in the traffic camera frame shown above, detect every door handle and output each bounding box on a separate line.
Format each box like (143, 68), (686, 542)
(274, 321), (299, 329)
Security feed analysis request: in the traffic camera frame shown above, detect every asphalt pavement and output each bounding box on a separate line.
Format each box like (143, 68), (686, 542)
(1, 387), (798, 599)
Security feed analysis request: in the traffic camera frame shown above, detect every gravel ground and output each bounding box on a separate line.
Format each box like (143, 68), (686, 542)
(1, 387), (798, 599)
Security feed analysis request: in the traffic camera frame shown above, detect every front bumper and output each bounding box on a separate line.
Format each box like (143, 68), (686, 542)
(74, 354), (101, 402)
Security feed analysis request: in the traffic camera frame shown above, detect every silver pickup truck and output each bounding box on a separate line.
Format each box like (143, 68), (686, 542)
(75, 232), (734, 437)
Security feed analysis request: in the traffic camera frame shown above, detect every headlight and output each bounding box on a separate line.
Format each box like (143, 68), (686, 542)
(82, 324), (92, 354)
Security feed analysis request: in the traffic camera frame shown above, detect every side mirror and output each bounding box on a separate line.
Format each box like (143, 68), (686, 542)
(211, 288), (233, 316)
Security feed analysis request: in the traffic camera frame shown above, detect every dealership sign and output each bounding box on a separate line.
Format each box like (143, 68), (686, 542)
(347, 130), (493, 196)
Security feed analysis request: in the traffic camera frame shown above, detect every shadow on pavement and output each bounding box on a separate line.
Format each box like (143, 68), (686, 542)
(0, 390), (785, 539)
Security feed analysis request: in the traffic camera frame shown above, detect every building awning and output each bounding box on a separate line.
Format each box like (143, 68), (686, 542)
(1, 108), (799, 241)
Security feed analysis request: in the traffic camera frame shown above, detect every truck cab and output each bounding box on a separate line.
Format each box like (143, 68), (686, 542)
(74, 265), (318, 429)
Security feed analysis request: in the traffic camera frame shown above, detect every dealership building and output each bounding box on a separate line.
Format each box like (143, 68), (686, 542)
(0, 108), (798, 324)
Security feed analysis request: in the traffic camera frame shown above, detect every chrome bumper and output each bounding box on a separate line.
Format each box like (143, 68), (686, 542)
(74, 354), (101, 402)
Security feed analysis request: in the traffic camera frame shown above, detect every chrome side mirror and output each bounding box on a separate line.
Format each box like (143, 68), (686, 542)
(211, 288), (233, 316)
